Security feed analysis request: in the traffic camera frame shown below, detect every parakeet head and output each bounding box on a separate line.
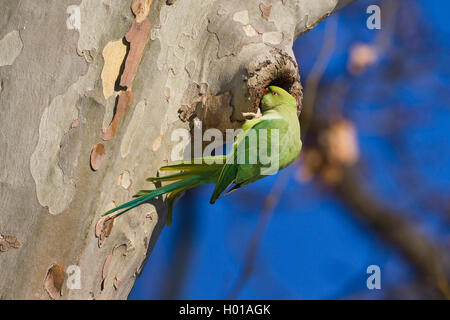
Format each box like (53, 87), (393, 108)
(260, 86), (296, 111)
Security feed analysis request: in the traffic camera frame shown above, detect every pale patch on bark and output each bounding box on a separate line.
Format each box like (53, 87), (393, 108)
(120, 100), (147, 158)
(30, 69), (98, 215)
(118, 171), (132, 189)
(101, 39), (128, 100)
(0, 30), (23, 66)
(243, 25), (260, 37)
(152, 134), (163, 152)
(233, 10), (249, 25)
(77, 0), (130, 52)
(262, 31), (283, 44)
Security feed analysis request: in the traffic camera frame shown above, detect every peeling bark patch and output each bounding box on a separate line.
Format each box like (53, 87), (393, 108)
(119, 19), (151, 88)
(164, 87), (171, 102)
(101, 39), (128, 100)
(113, 277), (122, 290)
(0, 30), (23, 66)
(66, 5), (81, 31)
(0, 235), (21, 252)
(44, 264), (65, 300)
(259, 3), (272, 21)
(71, 118), (80, 129)
(208, 9), (260, 58)
(76, 48), (95, 64)
(243, 25), (259, 37)
(131, 0), (152, 23)
(120, 100), (146, 158)
(232, 10), (260, 37)
(118, 170), (132, 189)
(233, 10), (249, 25)
(185, 61), (196, 78)
(95, 206), (115, 248)
(262, 31), (283, 45)
(150, 27), (160, 41)
(102, 91), (134, 141)
(217, 7), (227, 16)
(90, 143), (106, 171)
(77, 49), (95, 64)
(31, 94), (80, 215)
(71, 105), (81, 129)
(76, 47), (83, 57)
(152, 135), (163, 152)
(101, 244), (127, 291)
(102, 253), (113, 290)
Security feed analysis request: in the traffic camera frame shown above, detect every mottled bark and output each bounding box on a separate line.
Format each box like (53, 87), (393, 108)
(0, 0), (355, 299)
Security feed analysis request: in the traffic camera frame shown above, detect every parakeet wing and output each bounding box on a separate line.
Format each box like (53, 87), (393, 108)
(209, 116), (288, 203)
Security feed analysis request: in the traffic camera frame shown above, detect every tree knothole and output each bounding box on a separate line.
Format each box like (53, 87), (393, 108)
(179, 48), (303, 138)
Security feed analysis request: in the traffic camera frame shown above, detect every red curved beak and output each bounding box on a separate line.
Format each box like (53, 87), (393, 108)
(263, 87), (269, 95)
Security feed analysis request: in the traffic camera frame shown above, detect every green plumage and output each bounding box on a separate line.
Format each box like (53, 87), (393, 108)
(103, 86), (302, 225)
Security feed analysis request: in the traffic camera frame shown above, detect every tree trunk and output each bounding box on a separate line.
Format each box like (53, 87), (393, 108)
(0, 0), (355, 300)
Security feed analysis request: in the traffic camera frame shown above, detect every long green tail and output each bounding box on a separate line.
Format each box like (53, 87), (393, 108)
(102, 159), (223, 224)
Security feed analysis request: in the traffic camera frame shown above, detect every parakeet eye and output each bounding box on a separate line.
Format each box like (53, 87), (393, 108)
(273, 92), (278, 96)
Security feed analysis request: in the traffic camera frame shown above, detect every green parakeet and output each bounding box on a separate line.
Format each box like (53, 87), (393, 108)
(103, 86), (302, 224)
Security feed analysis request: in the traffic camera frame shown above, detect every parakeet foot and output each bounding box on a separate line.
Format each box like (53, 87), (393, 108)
(242, 108), (262, 119)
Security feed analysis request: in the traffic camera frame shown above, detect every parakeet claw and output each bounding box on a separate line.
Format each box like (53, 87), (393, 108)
(242, 108), (262, 119)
